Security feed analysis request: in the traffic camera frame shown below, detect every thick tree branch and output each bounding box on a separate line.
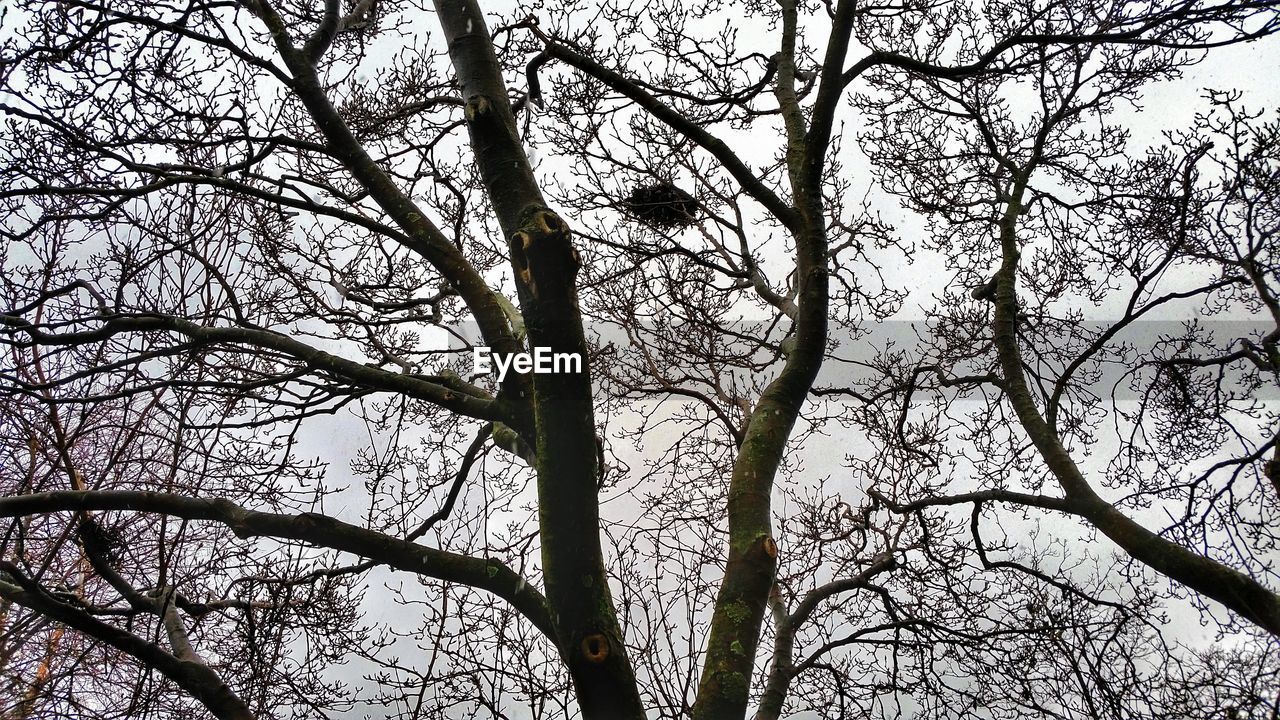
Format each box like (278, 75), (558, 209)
(803, 0), (858, 183)
(691, 3), (836, 707)
(540, 42), (802, 231)
(0, 312), (501, 422)
(867, 487), (1075, 514)
(0, 491), (557, 640)
(991, 176), (1280, 638)
(843, 5), (1280, 86)
(754, 552), (897, 720)
(241, 0), (530, 423)
(0, 561), (255, 720)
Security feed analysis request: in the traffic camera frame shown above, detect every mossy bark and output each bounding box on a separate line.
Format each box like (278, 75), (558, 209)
(993, 177), (1280, 638)
(690, 3), (837, 712)
(432, 1), (646, 716)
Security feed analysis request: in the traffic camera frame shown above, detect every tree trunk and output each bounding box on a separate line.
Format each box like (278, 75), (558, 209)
(431, 2), (647, 716)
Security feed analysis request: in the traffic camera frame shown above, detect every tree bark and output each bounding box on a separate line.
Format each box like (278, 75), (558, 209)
(430, 2), (647, 716)
(0, 563), (254, 720)
(992, 176), (1280, 638)
(689, 2), (856, 715)
(0, 491), (557, 639)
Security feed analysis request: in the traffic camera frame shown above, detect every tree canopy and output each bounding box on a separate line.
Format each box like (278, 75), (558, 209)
(1, 0), (1279, 718)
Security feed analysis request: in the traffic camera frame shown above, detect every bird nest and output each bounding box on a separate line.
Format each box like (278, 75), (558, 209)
(622, 182), (699, 228)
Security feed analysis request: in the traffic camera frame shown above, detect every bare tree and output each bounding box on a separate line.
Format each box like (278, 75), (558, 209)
(847, 18), (1280, 630)
(1, 0), (1277, 718)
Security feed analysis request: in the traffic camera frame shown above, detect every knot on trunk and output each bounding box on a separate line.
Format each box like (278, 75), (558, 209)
(580, 633), (610, 663)
(762, 535), (778, 559)
(464, 95), (492, 123)
(511, 208), (577, 300)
